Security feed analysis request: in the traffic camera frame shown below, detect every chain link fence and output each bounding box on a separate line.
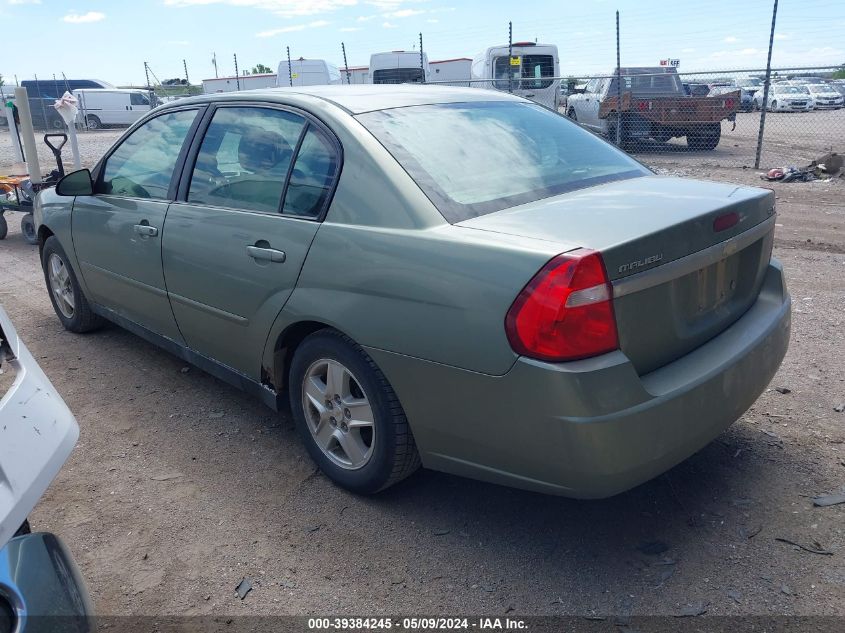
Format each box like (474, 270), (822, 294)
(429, 66), (845, 172)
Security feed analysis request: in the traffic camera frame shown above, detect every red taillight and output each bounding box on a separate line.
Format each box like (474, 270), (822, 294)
(505, 249), (619, 362)
(713, 211), (739, 232)
(725, 98), (735, 109)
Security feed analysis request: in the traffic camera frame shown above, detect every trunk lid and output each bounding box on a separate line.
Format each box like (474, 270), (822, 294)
(458, 176), (776, 374)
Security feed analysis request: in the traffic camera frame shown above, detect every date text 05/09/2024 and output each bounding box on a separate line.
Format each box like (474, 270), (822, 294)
(307, 617), (529, 631)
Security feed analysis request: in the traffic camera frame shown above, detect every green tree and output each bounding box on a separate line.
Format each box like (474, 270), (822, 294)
(833, 65), (845, 80)
(252, 63), (272, 74)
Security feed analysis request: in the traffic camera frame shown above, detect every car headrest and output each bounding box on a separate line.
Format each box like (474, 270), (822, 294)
(238, 127), (292, 173)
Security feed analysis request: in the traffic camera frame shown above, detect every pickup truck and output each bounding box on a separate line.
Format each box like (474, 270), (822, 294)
(566, 67), (740, 150)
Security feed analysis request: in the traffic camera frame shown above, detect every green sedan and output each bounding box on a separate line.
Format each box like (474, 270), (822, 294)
(34, 85), (791, 497)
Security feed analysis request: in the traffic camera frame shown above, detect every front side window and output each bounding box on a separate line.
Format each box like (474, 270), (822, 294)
(130, 92), (150, 106)
(99, 109), (198, 199)
(358, 101), (648, 222)
(187, 107), (306, 213)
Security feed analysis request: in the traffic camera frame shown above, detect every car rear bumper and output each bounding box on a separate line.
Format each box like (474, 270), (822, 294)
(370, 260), (791, 498)
(0, 532), (93, 632)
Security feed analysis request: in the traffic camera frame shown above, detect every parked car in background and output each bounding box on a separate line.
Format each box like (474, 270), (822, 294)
(682, 82), (710, 96)
(276, 58), (342, 87)
(369, 51), (430, 84)
(18, 78), (113, 129)
(471, 42), (561, 110)
(739, 77), (764, 96)
(805, 84), (843, 109)
(34, 85), (790, 498)
(0, 306), (93, 632)
(754, 84), (814, 111)
(566, 67), (738, 149)
(74, 88), (159, 129)
(710, 85), (754, 112)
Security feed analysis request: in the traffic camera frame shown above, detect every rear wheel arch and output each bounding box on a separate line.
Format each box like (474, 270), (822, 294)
(266, 320), (341, 396)
(37, 225), (55, 256)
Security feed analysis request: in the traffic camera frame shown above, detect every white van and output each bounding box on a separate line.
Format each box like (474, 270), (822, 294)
(276, 58), (342, 87)
(74, 89), (156, 129)
(471, 42), (561, 109)
(369, 51), (430, 84)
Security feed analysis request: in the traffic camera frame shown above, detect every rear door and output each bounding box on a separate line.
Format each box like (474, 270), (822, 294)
(162, 104), (342, 378)
(71, 106), (203, 341)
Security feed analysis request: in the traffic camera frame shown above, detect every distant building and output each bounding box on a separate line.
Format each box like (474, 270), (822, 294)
(201, 73), (277, 94)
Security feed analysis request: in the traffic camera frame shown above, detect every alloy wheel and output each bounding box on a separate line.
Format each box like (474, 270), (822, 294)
(302, 358), (375, 470)
(48, 253), (75, 318)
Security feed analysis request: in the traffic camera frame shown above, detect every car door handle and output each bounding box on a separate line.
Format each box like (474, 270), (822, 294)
(246, 246), (286, 263)
(133, 224), (158, 237)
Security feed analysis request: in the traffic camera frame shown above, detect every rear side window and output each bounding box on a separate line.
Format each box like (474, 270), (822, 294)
(358, 101), (648, 222)
(98, 109), (198, 199)
(187, 107), (306, 214)
(282, 127), (339, 218)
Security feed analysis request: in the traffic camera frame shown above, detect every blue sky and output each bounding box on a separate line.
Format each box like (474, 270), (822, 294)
(2, 0), (843, 86)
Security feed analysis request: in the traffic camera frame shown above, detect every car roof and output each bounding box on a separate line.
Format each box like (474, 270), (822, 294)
(161, 84), (522, 115)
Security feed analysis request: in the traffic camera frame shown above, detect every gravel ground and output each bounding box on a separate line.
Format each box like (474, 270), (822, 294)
(1, 127), (844, 619)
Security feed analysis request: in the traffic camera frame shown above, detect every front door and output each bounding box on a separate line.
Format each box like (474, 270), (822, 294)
(72, 107), (202, 342)
(162, 105), (342, 378)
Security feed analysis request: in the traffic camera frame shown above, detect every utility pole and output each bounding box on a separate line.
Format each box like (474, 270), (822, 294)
(754, 0), (779, 169)
(212, 52), (218, 78)
(287, 46), (293, 87)
(342, 42), (351, 84)
(183, 59), (190, 86)
(234, 54), (240, 90)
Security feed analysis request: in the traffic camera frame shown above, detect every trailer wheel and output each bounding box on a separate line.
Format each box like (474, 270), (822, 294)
(0, 214), (7, 240)
(687, 123), (721, 151)
(21, 213), (38, 245)
(85, 115), (102, 130)
(50, 118), (65, 131)
(567, 107), (577, 121)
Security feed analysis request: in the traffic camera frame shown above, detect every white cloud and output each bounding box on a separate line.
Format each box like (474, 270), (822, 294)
(774, 33), (790, 41)
(382, 20), (397, 28)
(256, 19), (330, 37)
(339, 26), (362, 31)
(9, 0), (42, 5)
(426, 18), (438, 23)
(62, 11), (105, 23)
(384, 8), (423, 18)
(723, 36), (738, 43)
(165, 0), (358, 19)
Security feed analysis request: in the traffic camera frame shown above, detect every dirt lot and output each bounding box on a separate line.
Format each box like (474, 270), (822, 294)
(1, 129), (844, 619)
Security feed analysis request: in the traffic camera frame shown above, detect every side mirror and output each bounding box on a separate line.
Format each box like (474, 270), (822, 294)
(55, 169), (94, 197)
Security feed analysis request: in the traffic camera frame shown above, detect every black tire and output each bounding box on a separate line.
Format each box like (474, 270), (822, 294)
(687, 123), (721, 151)
(20, 213), (38, 245)
(770, 100), (777, 112)
(41, 236), (104, 333)
(289, 329), (420, 494)
(567, 108), (577, 121)
(85, 115), (102, 130)
(13, 519), (31, 538)
(50, 118), (65, 131)
(0, 214), (7, 240)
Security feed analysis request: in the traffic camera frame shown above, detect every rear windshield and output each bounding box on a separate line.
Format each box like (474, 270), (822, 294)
(493, 55), (555, 90)
(372, 68), (425, 84)
(357, 101), (648, 223)
(608, 70), (684, 96)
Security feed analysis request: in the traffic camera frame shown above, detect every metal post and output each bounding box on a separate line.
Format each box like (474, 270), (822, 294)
(419, 32), (424, 82)
(183, 59), (190, 86)
(212, 52), (218, 78)
(287, 46), (293, 87)
(61, 72), (70, 95)
(615, 11), (623, 147)
(754, 0), (779, 169)
(34, 74), (49, 131)
(508, 21), (514, 94)
(234, 54), (240, 90)
(14, 87), (42, 184)
(342, 42), (351, 84)
(4, 100), (24, 164)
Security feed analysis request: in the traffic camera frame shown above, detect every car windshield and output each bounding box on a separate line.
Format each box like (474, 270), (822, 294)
(357, 101), (648, 223)
(775, 86), (803, 94)
(744, 78), (763, 86)
(808, 84), (830, 92)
